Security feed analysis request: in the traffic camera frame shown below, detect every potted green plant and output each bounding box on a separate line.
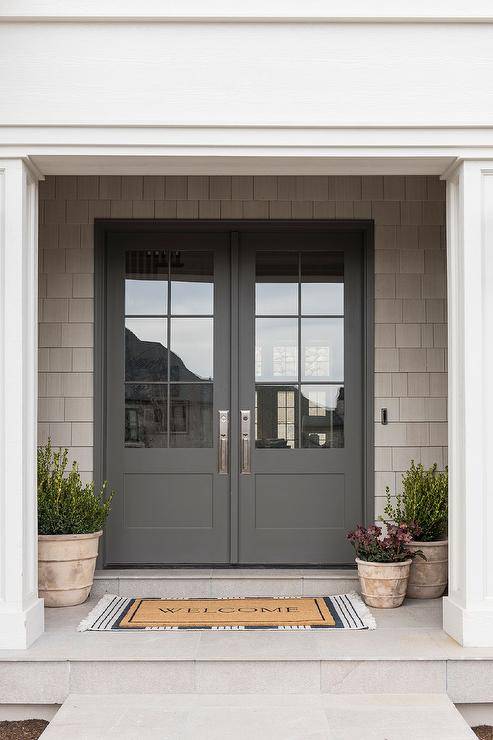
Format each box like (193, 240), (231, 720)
(347, 523), (420, 608)
(37, 440), (114, 607)
(382, 461), (448, 599)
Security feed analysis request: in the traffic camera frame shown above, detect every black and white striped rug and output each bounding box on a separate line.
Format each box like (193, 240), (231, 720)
(78, 593), (376, 631)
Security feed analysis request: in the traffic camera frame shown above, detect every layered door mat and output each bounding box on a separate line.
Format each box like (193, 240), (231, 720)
(77, 593), (376, 631)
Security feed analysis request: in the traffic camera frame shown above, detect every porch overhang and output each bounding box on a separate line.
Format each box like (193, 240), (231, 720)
(1, 134), (493, 647)
(4, 122), (493, 178)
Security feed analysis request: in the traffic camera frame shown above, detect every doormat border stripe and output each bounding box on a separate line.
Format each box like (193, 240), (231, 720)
(78, 593), (376, 631)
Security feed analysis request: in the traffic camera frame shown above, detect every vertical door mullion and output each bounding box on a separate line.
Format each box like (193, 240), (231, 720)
(166, 250), (171, 447)
(229, 232), (239, 563)
(297, 252), (302, 448)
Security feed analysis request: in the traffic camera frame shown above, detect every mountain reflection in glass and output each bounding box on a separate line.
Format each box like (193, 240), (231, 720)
(125, 318), (168, 382)
(124, 249), (214, 448)
(170, 318), (213, 381)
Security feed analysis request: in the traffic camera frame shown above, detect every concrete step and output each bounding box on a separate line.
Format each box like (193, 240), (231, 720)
(41, 693), (476, 739)
(93, 567), (360, 599)
(3, 597), (483, 705)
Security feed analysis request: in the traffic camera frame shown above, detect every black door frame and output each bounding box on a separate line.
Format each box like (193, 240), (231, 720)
(94, 219), (374, 568)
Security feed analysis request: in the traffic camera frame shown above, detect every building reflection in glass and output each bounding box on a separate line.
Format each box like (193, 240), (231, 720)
(255, 384), (344, 449)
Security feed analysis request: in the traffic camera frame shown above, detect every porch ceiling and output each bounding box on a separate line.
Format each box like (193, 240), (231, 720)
(28, 155), (455, 177)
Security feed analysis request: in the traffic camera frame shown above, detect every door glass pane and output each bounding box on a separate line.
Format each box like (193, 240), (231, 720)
(125, 249), (168, 315)
(255, 318), (298, 382)
(125, 318), (168, 382)
(301, 318), (344, 382)
(256, 252), (298, 315)
(301, 252), (344, 316)
(301, 385), (344, 448)
(169, 384), (213, 448)
(171, 251), (214, 315)
(255, 385), (298, 449)
(254, 249), (346, 449)
(125, 384), (167, 447)
(124, 248), (216, 448)
(170, 317), (213, 381)
(125, 279), (167, 316)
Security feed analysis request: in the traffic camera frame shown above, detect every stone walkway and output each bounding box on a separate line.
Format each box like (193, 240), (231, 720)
(41, 693), (475, 739)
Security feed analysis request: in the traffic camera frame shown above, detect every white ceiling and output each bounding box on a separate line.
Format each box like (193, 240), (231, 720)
(28, 155), (455, 177)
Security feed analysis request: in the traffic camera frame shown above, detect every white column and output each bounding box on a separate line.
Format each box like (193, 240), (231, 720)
(443, 159), (493, 647)
(0, 159), (44, 648)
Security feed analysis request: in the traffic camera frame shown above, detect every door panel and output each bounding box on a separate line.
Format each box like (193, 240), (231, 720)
(104, 232), (230, 565)
(238, 231), (364, 564)
(254, 474), (345, 528)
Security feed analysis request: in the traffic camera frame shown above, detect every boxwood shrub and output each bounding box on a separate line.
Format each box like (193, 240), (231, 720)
(38, 440), (114, 535)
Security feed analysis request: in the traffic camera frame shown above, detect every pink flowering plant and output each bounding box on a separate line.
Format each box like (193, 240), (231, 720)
(346, 523), (423, 563)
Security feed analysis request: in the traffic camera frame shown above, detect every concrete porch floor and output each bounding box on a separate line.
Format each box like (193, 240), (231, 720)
(1, 584), (493, 705)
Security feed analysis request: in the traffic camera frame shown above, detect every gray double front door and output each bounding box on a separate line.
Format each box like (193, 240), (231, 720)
(102, 223), (367, 566)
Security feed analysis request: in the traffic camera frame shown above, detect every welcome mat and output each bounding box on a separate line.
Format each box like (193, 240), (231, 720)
(78, 593), (376, 631)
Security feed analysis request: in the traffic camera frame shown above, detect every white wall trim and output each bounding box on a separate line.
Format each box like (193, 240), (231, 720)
(2, 0), (493, 23)
(0, 159), (43, 649)
(4, 125), (493, 143)
(443, 161), (493, 647)
(2, 126), (493, 177)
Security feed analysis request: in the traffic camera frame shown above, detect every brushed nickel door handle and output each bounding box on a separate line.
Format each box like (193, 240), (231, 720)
(240, 409), (251, 474)
(218, 410), (229, 475)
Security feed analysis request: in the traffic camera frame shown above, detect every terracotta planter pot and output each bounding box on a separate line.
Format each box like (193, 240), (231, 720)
(356, 558), (412, 608)
(38, 531), (102, 607)
(405, 539), (448, 599)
